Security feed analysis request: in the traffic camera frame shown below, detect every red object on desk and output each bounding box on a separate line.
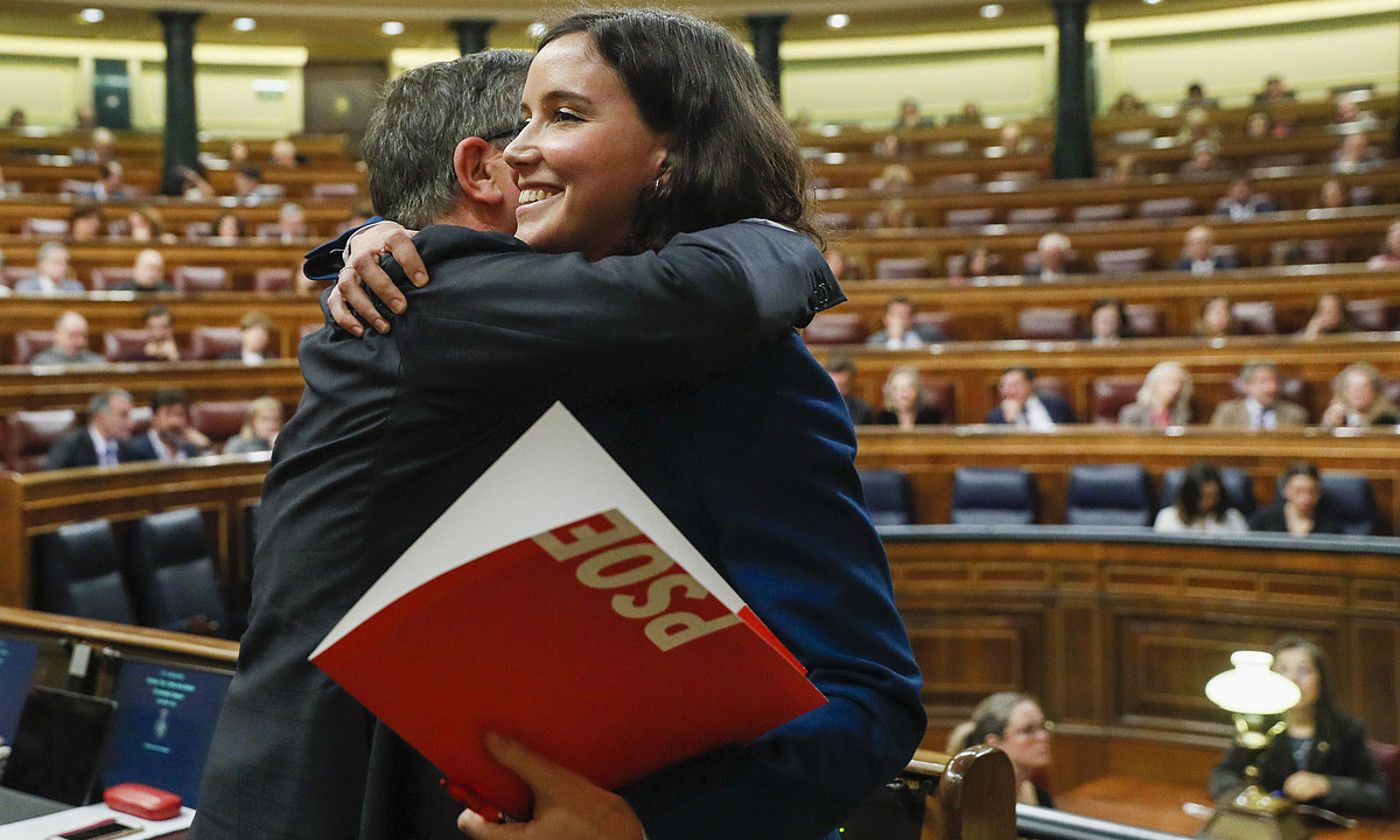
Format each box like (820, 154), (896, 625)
(104, 782), (182, 821)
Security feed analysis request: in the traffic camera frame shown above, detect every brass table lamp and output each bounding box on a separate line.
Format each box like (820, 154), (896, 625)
(1200, 650), (1308, 840)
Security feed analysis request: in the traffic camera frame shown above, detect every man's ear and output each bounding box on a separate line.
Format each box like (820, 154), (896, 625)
(452, 136), (504, 206)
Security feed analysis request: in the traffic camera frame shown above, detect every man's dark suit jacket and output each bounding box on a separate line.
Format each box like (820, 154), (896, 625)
(126, 430), (203, 462)
(985, 392), (1077, 425)
(191, 223), (924, 840)
(1172, 254), (1240, 272)
(47, 428), (151, 469)
(1246, 502), (1342, 535)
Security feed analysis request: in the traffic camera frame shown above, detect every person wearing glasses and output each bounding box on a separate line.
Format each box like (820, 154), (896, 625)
(948, 692), (1055, 807)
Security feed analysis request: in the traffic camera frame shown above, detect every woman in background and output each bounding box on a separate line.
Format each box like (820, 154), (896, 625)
(876, 367), (943, 429)
(1153, 462), (1248, 533)
(223, 396), (282, 454)
(949, 692), (1054, 807)
(1321, 362), (1398, 428)
(1209, 636), (1393, 816)
(1119, 361), (1193, 428)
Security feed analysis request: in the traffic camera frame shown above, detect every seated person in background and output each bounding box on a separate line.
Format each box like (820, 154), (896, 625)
(872, 133), (907, 159)
(1366, 220), (1400, 270)
(1119, 361), (1193, 428)
(1192, 295), (1243, 339)
(1243, 112), (1273, 141)
(128, 388), (209, 463)
(1334, 98), (1379, 129)
(947, 101), (983, 125)
(6, 108), (25, 128)
(998, 122), (1038, 155)
(894, 98), (932, 130)
(986, 366), (1075, 429)
(1180, 82), (1216, 111)
(1252, 74), (1296, 107)
(169, 163), (214, 199)
(1154, 462), (1249, 533)
(232, 165), (281, 205)
(876, 163), (914, 191)
(947, 693), (1054, 807)
(875, 367), (943, 429)
(867, 197), (915, 229)
(824, 248), (863, 282)
(68, 203), (104, 241)
(1026, 232), (1074, 282)
(958, 246), (993, 283)
(867, 297), (943, 350)
(113, 248), (175, 293)
(30, 311), (105, 366)
(1333, 134), (1383, 171)
(224, 397), (283, 454)
(1107, 91), (1146, 115)
(1174, 225), (1238, 275)
(224, 312), (275, 365)
(1086, 298), (1132, 344)
(126, 206), (172, 243)
(16, 242), (84, 294)
(269, 138), (301, 168)
(72, 127), (115, 165)
(227, 139), (250, 165)
(1247, 462), (1341, 536)
(211, 211), (246, 241)
(1315, 177), (1350, 211)
(1298, 293), (1357, 340)
(1321, 362), (1399, 428)
(1179, 140), (1224, 178)
(1215, 177), (1278, 220)
(1209, 636), (1395, 817)
(824, 356), (874, 425)
(48, 388), (148, 468)
(137, 304), (182, 362)
(1211, 361), (1309, 429)
(275, 202), (309, 241)
(1105, 153), (1143, 184)
(87, 160), (131, 201)
(1178, 109), (1220, 145)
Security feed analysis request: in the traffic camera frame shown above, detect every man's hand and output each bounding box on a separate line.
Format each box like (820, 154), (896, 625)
(329, 221), (424, 336)
(457, 733), (645, 840)
(1282, 770), (1330, 802)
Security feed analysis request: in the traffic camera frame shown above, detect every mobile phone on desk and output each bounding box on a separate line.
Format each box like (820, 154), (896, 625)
(49, 817), (142, 839)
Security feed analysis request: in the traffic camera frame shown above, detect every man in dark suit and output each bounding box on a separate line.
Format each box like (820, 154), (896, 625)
(127, 388), (208, 462)
(824, 355), (874, 424)
(985, 366), (1076, 429)
(192, 50), (923, 840)
(47, 388), (151, 469)
(1173, 225), (1240, 275)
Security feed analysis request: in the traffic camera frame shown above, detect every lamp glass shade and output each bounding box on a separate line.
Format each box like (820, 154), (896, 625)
(1205, 650), (1302, 715)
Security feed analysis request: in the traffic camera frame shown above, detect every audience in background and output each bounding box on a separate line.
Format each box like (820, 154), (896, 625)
(998, 122), (1037, 155)
(48, 389), (144, 469)
(875, 367), (943, 429)
(1211, 361), (1309, 430)
(1332, 134), (1383, 171)
(823, 248), (863, 282)
(1154, 462), (1249, 533)
(1180, 82), (1217, 111)
(88, 160), (131, 201)
(212, 211), (247, 241)
(953, 246), (993, 284)
(1253, 74), (1297, 107)
(225, 312), (275, 365)
(1243, 112), (1274, 141)
(224, 397), (284, 454)
(1177, 110), (1220, 146)
(1214, 177), (1278, 220)
(894, 99), (932, 130)
(947, 101), (984, 125)
(1105, 153), (1144, 184)
(1210, 636), (1395, 816)
(1179, 139), (1224, 178)
(227, 140), (251, 165)
(867, 197), (915, 230)
(31, 311), (105, 366)
(1107, 92), (1147, 115)
(986, 366), (1075, 429)
(824, 356), (874, 425)
(6, 108), (26, 128)
(1174, 225), (1238, 275)
(1333, 97), (1379, 129)
(233, 166), (283, 205)
(69, 204), (104, 241)
(948, 693), (1054, 807)
(170, 163), (214, 200)
(16, 242), (83, 294)
(138, 304), (182, 362)
(1249, 462), (1339, 536)
(1192, 295), (1243, 339)
(126, 206), (173, 243)
(113, 249), (174, 293)
(1026, 232), (1074, 282)
(1120, 361), (1193, 428)
(275, 202), (309, 241)
(269, 138), (301, 168)
(1086, 298), (1132, 344)
(1315, 177), (1350, 210)
(1366, 220), (1400, 270)
(867, 297), (943, 349)
(72, 127), (116, 165)
(1321, 362), (1398, 429)
(1298, 293), (1357, 340)
(876, 163), (914, 191)
(127, 388), (209, 463)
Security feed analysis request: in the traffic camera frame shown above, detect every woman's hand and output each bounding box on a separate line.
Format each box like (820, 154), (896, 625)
(1320, 401), (1347, 428)
(1282, 771), (1330, 802)
(327, 221), (425, 336)
(457, 733), (645, 840)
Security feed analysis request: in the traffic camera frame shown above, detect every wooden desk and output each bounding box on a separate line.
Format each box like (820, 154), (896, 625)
(0, 194), (358, 237)
(0, 236), (310, 288)
(3, 161), (366, 199)
(0, 130), (350, 162)
(0, 359), (306, 414)
(1058, 776), (1400, 839)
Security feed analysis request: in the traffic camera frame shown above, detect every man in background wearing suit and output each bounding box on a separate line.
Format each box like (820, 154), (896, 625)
(1211, 361), (1310, 429)
(1173, 225), (1239, 275)
(48, 388), (149, 469)
(190, 51), (855, 840)
(30, 311), (106, 366)
(986, 366), (1076, 429)
(127, 388), (209, 462)
(15, 242), (85, 294)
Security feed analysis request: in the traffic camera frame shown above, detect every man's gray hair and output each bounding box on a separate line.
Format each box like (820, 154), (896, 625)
(1240, 359), (1277, 379)
(89, 388), (132, 416)
(361, 50), (532, 228)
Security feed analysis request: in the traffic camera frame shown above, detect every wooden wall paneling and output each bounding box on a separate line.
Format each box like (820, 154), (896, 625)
(0, 360), (305, 414)
(1349, 621), (1399, 743)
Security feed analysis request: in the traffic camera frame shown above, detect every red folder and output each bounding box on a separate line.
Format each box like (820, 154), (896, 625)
(310, 405), (826, 821)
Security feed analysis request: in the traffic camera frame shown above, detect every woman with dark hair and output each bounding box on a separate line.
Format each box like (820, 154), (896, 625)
(1153, 462), (1247, 532)
(1209, 637), (1394, 816)
(1247, 462), (1342, 536)
(1299, 293), (1357, 340)
(947, 692), (1054, 807)
(314, 10), (923, 840)
(1087, 297), (1133, 344)
(1191, 295), (1242, 339)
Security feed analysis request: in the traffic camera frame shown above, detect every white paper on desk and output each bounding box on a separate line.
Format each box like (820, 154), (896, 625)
(311, 401), (746, 658)
(0, 803), (194, 839)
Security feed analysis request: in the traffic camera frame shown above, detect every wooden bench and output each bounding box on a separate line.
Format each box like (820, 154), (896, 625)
(0, 194), (359, 238)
